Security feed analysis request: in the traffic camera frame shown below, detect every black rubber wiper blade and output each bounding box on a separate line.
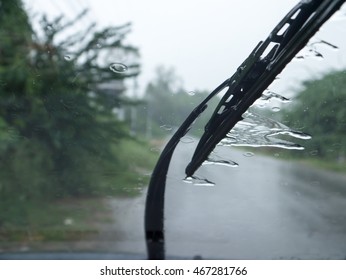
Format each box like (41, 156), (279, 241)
(185, 0), (345, 177)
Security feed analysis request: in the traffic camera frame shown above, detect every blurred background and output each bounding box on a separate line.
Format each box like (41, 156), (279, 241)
(0, 0), (346, 259)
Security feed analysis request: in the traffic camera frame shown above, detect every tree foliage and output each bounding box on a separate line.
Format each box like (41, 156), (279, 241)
(0, 0), (140, 205)
(283, 69), (346, 162)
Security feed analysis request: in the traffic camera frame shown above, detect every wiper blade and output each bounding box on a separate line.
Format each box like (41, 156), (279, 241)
(145, 0), (346, 260)
(186, 0), (346, 177)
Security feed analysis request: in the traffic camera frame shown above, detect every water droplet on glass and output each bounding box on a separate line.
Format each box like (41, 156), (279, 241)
(183, 177), (193, 184)
(311, 50), (323, 59)
(243, 152), (255, 157)
(256, 103), (266, 108)
(96, 43), (102, 48)
(256, 91), (290, 108)
(272, 107), (281, 112)
(275, 130), (312, 140)
(160, 124), (173, 131)
(183, 176), (215, 187)
(263, 91), (290, 103)
(219, 109), (310, 151)
(188, 91), (196, 96)
(47, 24), (53, 31)
(295, 44), (326, 61)
(150, 147), (160, 152)
(311, 39), (339, 51)
(64, 55), (72, 61)
(310, 150), (318, 156)
(180, 136), (194, 143)
(109, 63), (128, 73)
(274, 153), (280, 157)
(203, 157), (238, 167)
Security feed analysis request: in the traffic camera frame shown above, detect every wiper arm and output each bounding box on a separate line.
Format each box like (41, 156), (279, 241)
(186, 0), (346, 177)
(145, 0), (345, 260)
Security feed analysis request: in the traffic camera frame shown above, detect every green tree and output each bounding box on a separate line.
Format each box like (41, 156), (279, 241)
(283, 70), (346, 162)
(0, 0), (140, 205)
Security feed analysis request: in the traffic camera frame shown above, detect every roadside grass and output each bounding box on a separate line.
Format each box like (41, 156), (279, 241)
(268, 150), (346, 174)
(117, 137), (159, 176)
(0, 137), (160, 244)
(248, 147), (346, 174)
(110, 137), (160, 196)
(0, 198), (106, 243)
(296, 158), (346, 174)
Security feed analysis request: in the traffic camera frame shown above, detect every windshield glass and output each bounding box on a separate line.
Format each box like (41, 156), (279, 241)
(1, 0), (346, 260)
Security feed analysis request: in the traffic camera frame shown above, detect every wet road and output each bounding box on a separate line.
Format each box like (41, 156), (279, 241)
(108, 140), (346, 259)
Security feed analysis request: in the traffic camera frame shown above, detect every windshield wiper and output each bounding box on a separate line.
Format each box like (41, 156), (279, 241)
(145, 0), (346, 260)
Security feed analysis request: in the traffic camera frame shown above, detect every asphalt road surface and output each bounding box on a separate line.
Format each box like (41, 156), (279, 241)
(109, 140), (346, 259)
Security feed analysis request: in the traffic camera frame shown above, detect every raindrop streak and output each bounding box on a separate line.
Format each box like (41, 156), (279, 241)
(219, 110), (311, 150)
(272, 107), (281, 112)
(311, 39), (339, 51)
(188, 91), (196, 96)
(312, 50), (324, 59)
(109, 63), (128, 73)
(243, 152), (254, 157)
(295, 46), (324, 60)
(255, 91), (290, 108)
(203, 158), (239, 168)
(64, 55), (72, 61)
(183, 176), (215, 187)
(160, 124), (173, 131)
(268, 129), (311, 140)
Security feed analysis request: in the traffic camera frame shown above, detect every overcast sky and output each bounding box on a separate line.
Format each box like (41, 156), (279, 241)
(24, 0), (346, 96)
